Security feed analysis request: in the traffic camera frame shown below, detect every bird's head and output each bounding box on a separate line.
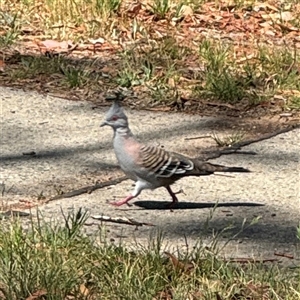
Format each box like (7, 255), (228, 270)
(100, 101), (128, 129)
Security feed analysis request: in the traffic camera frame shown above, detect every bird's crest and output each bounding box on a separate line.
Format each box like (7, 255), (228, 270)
(106, 101), (128, 121)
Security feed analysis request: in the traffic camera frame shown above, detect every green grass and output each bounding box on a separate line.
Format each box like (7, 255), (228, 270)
(7, 54), (101, 89)
(0, 210), (299, 299)
(195, 40), (247, 103)
(149, 0), (171, 20)
(0, 11), (20, 46)
(289, 96), (300, 109)
(10, 55), (63, 79)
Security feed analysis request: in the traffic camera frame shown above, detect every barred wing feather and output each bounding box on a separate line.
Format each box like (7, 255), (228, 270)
(140, 145), (194, 177)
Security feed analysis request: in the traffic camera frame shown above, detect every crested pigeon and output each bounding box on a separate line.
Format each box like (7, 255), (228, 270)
(100, 102), (250, 207)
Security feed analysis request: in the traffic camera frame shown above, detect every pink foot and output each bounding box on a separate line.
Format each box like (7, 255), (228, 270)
(110, 195), (134, 207)
(166, 186), (179, 203)
(165, 186), (182, 210)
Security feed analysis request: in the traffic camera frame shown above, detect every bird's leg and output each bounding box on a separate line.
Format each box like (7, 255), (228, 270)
(165, 186), (179, 203)
(110, 181), (143, 207)
(110, 195), (135, 207)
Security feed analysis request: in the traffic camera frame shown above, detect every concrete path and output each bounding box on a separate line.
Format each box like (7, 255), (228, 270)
(0, 86), (299, 264)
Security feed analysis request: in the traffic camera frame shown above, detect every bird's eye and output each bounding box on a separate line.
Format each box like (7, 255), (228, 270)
(111, 115), (119, 121)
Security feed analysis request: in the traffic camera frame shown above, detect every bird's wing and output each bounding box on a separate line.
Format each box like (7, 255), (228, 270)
(138, 145), (194, 178)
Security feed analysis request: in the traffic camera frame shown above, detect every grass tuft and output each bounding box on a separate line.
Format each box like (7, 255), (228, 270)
(0, 11), (20, 46)
(0, 210), (298, 299)
(211, 131), (245, 147)
(148, 0), (171, 20)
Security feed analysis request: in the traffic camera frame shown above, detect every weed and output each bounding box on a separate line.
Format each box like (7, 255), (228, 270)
(147, 62), (181, 104)
(141, 58), (154, 81)
(61, 207), (89, 238)
(60, 65), (89, 88)
(10, 55), (62, 79)
(116, 68), (140, 87)
(149, 0), (171, 19)
(149, 82), (180, 104)
(257, 45), (300, 89)
(116, 47), (156, 88)
(199, 39), (229, 71)
(288, 96), (300, 109)
(0, 183), (15, 197)
(0, 12), (20, 46)
(36, 190), (46, 201)
(159, 36), (191, 60)
(225, 0), (256, 9)
(53, 185), (65, 196)
(130, 18), (139, 40)
(211, 131), (245, 147)
(196, 39), (248, 102)
(95, 0), (121, 18)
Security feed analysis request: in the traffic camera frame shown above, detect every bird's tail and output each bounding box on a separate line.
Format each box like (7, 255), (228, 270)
(189, 160), (250, 176)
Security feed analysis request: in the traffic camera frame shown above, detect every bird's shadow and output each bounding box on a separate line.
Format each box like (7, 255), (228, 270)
(132, 201), (264, 210)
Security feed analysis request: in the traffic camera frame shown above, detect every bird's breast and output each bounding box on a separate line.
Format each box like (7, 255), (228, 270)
(113, 137), (140, 181)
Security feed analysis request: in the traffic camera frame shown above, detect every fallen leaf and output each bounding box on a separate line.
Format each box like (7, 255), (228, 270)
(153, 288), (173, 300)
(0, 59), (5, 72)
(270, 11), (294, 21)
(277, 23), (299, 32)
(79, 284), (90, 297)
(164, 252), (194, 273)
(25, 289), (47, 300)
(89, 37), (105, 44)
(273, 94), (287, 101)
(38, 40), (73, 53)
(253, 3), (279, 12)
(180, 5), (193, 18)
(168, 77), (175, 87)
(20, 26), (39, 34)
(262, 29), (276, 36)
(259, 21), (272, 28)
(127, 1), (142, 15)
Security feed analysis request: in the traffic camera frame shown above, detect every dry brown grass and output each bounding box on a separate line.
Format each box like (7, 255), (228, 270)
(0, 0), (299, 115)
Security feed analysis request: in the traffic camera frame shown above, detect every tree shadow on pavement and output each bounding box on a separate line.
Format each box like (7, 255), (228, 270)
(131, 200), (299, 246)
(164, 216), (299, 245)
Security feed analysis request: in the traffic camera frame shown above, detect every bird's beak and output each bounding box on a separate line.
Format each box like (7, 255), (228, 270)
(100, 121), (107, 127)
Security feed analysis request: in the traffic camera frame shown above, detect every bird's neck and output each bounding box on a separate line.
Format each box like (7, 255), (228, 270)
(115, 126), (134, 138)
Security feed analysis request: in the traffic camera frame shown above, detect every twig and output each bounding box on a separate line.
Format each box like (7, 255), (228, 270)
(0, 210), (31, 219)
(274, 252), (294, 259)
(213, 173), (236, 178)
(83, 222), (97, 226)
(91, 215), (155, 227)
(44, 176), (127, 203)
(47, 93), (80, 101)
(280, 113), (293, 118)
(225, 258), (280, 264)
(202, 101), (241, 111)
(184, 135), (212, 140)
